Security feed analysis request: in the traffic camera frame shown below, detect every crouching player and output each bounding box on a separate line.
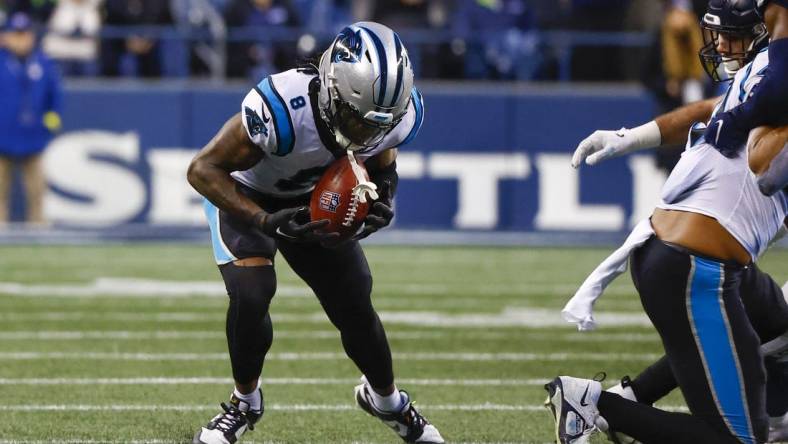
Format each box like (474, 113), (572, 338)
(547, 1), (788, 443)
(187, 22), (442, 444)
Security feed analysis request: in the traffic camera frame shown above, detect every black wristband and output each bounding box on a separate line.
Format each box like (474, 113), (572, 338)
(252, 211), (267, 229)
(368, 161), (398, 198)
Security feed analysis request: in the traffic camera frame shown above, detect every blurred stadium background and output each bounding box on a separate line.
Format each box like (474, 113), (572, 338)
(0, 0), (785, 442)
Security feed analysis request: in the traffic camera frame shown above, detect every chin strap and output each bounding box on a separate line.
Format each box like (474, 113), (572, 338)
(347, 150), (379, 204)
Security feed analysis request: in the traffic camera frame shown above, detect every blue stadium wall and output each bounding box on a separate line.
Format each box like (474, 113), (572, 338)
(14, 81), (667, 237)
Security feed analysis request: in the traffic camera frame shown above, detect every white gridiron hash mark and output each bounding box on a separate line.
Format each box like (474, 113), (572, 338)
(0, 351), (663, 361)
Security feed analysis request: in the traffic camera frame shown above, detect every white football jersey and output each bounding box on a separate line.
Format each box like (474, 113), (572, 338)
(232, 69), (424, 198)
(658, 48), (788, 261)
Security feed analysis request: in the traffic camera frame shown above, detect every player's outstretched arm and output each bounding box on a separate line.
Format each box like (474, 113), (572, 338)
(748, 124), (788, 195)
(572, 97), (718, 168)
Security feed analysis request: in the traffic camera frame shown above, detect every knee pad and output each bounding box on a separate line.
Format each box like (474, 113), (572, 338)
(220, 262), (277, 314)
(219, 263), (277, 384)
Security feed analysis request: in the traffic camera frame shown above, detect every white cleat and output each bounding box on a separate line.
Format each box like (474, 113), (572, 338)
(193, 390), (263, 444)
(354, 376), (444, 443)
(544, 376), (607, 444)
(769, 413), (788, 443)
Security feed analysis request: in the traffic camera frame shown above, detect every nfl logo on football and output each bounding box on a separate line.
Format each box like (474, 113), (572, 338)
(319, 191), (341, 213)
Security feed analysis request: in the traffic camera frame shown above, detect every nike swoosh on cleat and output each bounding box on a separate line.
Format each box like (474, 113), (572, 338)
(580, 385), (590, 407)
(383, 420), (408, 437)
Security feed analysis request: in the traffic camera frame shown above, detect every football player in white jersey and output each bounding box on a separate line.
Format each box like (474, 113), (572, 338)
(545, 1), (788, 443)
(187, 22), (442, 444)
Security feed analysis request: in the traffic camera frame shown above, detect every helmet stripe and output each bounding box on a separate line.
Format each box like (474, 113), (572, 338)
(360, 26), (388, 108)
(401, 87), (424, 146)
(389, 33), (404, 108)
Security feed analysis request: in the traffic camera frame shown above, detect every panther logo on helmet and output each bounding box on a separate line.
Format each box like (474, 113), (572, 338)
(331, 27), (363, 64)
(318, 22), (415, 152)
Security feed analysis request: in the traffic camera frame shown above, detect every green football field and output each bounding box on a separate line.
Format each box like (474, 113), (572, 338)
(0, 244), (785, 444)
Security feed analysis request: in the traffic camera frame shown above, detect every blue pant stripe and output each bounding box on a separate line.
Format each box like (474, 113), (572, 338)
(689, 257), (754, 443)
(202, 198), (235, 265)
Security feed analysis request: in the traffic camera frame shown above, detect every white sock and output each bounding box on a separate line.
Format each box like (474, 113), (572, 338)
(232, 381), (262, 412)
(369, 386), (404, 412)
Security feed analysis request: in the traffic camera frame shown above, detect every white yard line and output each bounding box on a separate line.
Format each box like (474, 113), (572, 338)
(0, 278), (637, 298)
(0, 351), (662, 362)
(0, 308), (652, 328)
(0, 377), (549, 386)
(0, 403), (688, 413)
(0, 330), (660, 342)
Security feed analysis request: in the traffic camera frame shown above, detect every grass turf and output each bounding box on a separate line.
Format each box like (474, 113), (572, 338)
(0, 244), (785, 443)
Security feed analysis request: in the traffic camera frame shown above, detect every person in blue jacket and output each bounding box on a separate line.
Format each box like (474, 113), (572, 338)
(0, 12), (62, 224)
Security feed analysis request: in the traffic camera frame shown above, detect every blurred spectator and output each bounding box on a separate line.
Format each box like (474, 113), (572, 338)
(452, 0), (543, 80)
(641, 0), (705, 172)
(224, 0), (299, 79)
(42, 0), (102, 76)
(661, 0), (704, 104)
(366, 0), (432, 29)
(292, 0), (351, 34)
(359, 0), (454, 78)
(170, 0), (227, 78)
(2, 0), (55, 22)
(0, 12), (62, 224)
(101, 0), (173, 77)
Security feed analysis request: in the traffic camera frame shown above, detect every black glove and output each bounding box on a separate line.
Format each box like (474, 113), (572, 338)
(257, 207), (338, 243)
(354, 180), (394, 241)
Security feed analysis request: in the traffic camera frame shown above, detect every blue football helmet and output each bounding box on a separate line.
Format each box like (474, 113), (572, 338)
(699, 0), (769, 82)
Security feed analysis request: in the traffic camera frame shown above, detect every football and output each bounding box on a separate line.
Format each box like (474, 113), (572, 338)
(310, 155), (372, 241)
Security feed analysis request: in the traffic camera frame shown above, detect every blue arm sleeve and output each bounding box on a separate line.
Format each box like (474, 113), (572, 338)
(730, 38), (788, 129)
(706, 38), (788, 156)
(757, 145), (788, 196)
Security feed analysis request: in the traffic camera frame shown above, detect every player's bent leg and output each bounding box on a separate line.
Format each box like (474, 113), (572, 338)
(220, 261), (276, 384)
(277, 240), (443, 442)
(194, 260), (275, 444)
(277, 240), (394, 386)
(630, 237), (768, 443)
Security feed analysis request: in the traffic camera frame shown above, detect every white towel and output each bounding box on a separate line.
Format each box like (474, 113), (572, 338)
(561, 218), (655, 331)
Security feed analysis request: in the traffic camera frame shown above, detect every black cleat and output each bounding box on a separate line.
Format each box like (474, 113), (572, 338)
(193, 389), (263, 444)
(355, 376), (444, 443)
